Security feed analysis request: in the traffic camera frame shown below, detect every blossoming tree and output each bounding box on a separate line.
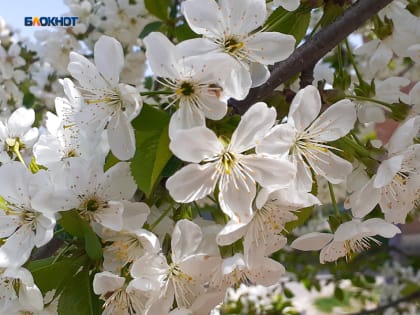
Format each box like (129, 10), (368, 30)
(0, 0), (419, 314)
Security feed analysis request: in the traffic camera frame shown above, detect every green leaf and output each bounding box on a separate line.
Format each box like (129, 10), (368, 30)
(132, 104), (170, 131)
(334, 286), (345, 301)
(139, 21), (163, 38)
(59, 210), (84, 238)
(27, 255), (87, 297)
(144, 0), (170, 20)
(264, 5), (311, 45)
(175, 23), (200, 41)
(131, 125), (172, 197)
(58, 211), (103, 260)
(284, 206), (313, 232)
(82, 222), (103, 261)
(58, 268), (102, 315)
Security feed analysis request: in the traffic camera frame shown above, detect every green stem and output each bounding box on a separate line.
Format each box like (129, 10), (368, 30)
(328, 182), (340, 216)
(140, 90), (173, 96)
(149, 206), (172, 231)
(341, 135), (373, 158)
(13, 144), (26, 167)
(337, 43), (344, 75)
(345, 95), (392, 108)
(345, 39), (364, 83)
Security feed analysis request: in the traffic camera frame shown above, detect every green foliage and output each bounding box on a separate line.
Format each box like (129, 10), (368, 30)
(139, 21), (164, 38)
(57, 268), (102, 315)
(175, 23), (200, 41)
(131, 104), (172, 197)
(264, 5), (311, 45)
(59, 211), (103, 260)
(27, 255), (88, 297)
(144, 0), (170, 20)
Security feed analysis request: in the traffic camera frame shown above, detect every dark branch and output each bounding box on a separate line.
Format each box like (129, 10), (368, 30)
(228, 0), (394, 114)
(346, 289), (420, 315)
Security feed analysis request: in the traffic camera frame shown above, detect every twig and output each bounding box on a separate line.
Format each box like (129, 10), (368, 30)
(228, 0), (394, 114)
(346, 289), (420, 315)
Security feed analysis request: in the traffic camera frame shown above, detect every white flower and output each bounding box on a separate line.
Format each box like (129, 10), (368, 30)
(217, 187), (320, 263)
(33, 78), (109, 167)
(0, 267), (43, 314)
(68, 35), (142, 160)
(210, 253), (285, 290)
(0, 43), (25, 81)
(93, 271), (155, 315)
(131, 220), (219, 312)
(291, 218), (401, 263)
(34, 157), (138, 232)
(166, 102), (296, 221)
(350, 117), (420, 223)
(0, 107), (38, 163)
(181, 0), (295, 89)
(0, 162), (56, 268)
(258, 85), (356, 192)
(144, 32), (245, 137)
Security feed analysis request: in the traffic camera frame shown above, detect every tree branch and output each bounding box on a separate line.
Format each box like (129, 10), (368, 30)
(346, 289), (420, 315)
(228, 0), (394, 114)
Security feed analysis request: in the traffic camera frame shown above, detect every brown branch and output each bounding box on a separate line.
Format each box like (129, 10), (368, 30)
(346, 289), (420, 315)
(228, 0), (394, 114)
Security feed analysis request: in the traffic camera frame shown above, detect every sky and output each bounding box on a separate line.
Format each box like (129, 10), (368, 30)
(0, 0), (68, 40)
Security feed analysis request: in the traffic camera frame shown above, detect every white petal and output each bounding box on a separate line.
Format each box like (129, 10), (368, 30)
(373, 155), (404, 188)
(306, 149), (353, 184)
(99, 162), (137, 200)
(319, 241), (346, 263)
(8, 107), (35, 136)
(166, 163), (218, 203)
(247, 258), (285, 286)
(224, 59), (252, 100)
(94, 35), (124, 86)
(96, 200), (124, 231)
(168, 105), (205, 140)
(363, 218), (401, 238)
(245, 32), (295, 65)
(334, 220), (369, 242)
(288, 85), (322, 131)
(68, 52), (108, 90)
(121, 201), (150, 232)
(194, 92), (227, 121)
(230, 102), (276, 153)
(0, 224), (35, 268)
(275, 0), (300, 11)
(181, 0), (225, 38)
(249, 62), (270, 87)
(290, 232), (333, 251)
(218, 174), (256, 221)
(171, 219), (202, 262)
(294, 155), (314, 192)
(0, 214), (21, 238)
(216, 220), (249, 246)
(369, 43), (393, 75)
(220, 0), (266, 35)
(93, 271), (125, 295)
(387, 116), (420, 154)
(34, 214), (55, 247)
(0, 162), (31, 206)
(144, 32), (181, 78)
(349, 178), (381, 218)
(107, 111), (136, 161)
(308, 99), (356, 142)
(256, 123), (296, 156)
(240, 154), (296, 188)
(169, 126), (222, 163)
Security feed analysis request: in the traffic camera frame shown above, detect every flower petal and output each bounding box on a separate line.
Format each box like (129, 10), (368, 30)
(168, 105), (205, 140)
(363, 218), (401, 238)
(94, 35), (124, 86)
(256, 123), (296, 156)
(166, 163), (218, 203)
(220, 0), (266, 35)
(288, 85), (321, 131)
(172, 219), (202, 262)
(107, 111), (136, 161)
(290, 232), (333, 251)
(373, 155), (404, 188)
(349, 178), (381, 218)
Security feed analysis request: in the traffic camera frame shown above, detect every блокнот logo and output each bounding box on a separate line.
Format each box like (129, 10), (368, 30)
(24, 16), (78, 27)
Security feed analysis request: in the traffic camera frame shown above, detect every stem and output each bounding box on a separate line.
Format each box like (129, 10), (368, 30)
(345, 39), (364, 83)
(13, 143), (26, 167)
(149, 206), (172, 231)
(337, 42), (344, 76)
(345, 95), (392, 108)
(140, 90), (173, 96)
(229, 0), (394, 114)
(328, 182), (340, 216)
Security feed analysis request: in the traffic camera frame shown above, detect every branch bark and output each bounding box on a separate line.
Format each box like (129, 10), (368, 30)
(346, 289), (420, 315)
(228, 0), (394, 114)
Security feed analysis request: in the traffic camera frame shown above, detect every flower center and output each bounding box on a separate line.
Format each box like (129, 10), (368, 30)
(223, 37), (244, 54)
(220, 151), (236, 175)
(176, 81), (195, 97)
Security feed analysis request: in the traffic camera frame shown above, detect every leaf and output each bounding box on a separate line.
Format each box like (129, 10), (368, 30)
(58, 268), (102, 315)
(284, 206), (313, 232)
(144, 0), (170, 20)
(139, 21), (163, 38)
(175, 23), (200, 41)
(132, 104), (170, 131)
(334, 286), (345, 301)
(27, 255), (87, 297)
(264, 5), (311, 45)
(82, 222), (103, 261)
(58, 211), (103, 260)
(131, 125), (172, 197)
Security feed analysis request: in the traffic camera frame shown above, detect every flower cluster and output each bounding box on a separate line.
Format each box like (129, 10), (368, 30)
(0, 0), (419, 314)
